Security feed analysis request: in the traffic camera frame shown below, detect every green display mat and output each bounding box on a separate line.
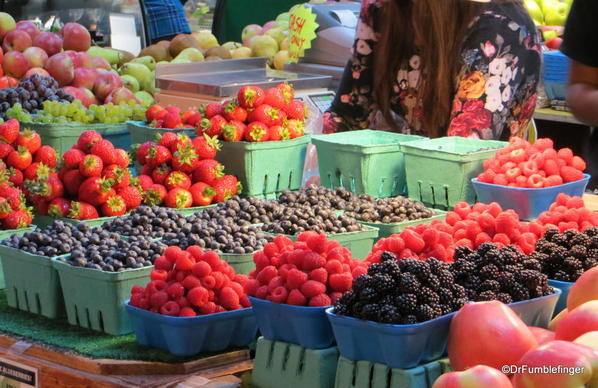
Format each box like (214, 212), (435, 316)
(0, 290), (205, 363)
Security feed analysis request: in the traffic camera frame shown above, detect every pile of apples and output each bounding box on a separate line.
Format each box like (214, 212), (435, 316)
(240, 8), (292, 70)
(524, 0), (572, 49)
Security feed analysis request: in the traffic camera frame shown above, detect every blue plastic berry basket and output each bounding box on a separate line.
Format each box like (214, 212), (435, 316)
(249, 296), (334, 349)
(124, 302), (258, 356)
(543, 51), (569, 101)
(508, 288), (561, 328)
(548, 279), (572, 316)
(472, 174), (590, 220)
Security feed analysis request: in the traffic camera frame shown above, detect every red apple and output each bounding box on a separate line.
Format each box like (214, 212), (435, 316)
(574, 331), (598, 352)
(22, 46), (48, 68)
(79, 88), (99, 107)
(74, 52), (93, 68)
(555, 300), (598, 342)
(61, 22), (91, 52)
(550, 308), (568, 332)
(72, 67), (100, 90)
(91, 56), (111, 70)
(448, 301), (538, 372)
(62, 86), (85, 102)
(546, 37), (563, 50)
(93, 72), (122, 101)
(24, 67), (50, 77)
(0, 76), (17, 88)
(568, 266), (598, 311)
(2, 29), (32, 52)
(529, 326), (556, 346)
(432, 365), (512, 388)
(33, 32), (63, 56)
(15, 21), (39, 40)
(104, 87), (140, 105)
(45, 52), (75, 86)
(2, 51), (30, 78)
(0, 12), (16, 41)
(512, 341), (598, 388)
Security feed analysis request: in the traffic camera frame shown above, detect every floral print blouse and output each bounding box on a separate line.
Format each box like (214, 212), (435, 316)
(324, 0), (542, 140)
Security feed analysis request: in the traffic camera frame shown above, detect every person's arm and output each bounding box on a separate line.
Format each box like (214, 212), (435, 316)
(566, 61), (598, 127)
(447, 9), (541, 139)
(323, 0), (379, 133)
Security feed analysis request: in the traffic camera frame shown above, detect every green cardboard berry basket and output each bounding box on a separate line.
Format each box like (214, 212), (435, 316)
(264, 225), (379, 260)
(0, 226), (36, 289)
(0, 244), (65, 318)
(20, 121), (130, 155)
(127, 120), (195, 146)
(358, 210), (447, 241)
(52, 259), (153, 335)
(402, 137), (507, 209)
(311, 131), (425, 198)
(171, 204), (218, 216)
(33, 214), (120, 229)
(215, 136), (311, 200)
(221, 251), (256, 275)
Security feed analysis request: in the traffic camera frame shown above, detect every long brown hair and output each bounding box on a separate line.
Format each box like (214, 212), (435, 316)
(373, 0), (485, 137)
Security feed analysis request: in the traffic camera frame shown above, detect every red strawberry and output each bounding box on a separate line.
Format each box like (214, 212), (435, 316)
(237, 86), (266, 109)
(79, 154), (103, 177)
(151, 164), (172, 184)
(192, 134), (221, 159)
(90, 139), (116, 165)
(113, 148), (129, 168)
(276, 83), (294, 104)
(102, 164), (131, 191)
(205, 115), (227, 138)
(7, 168), (23, 187)
(62, 169), (85, 196)
(0, 143), (14, 159)
(186, 112), (203, 127)
(136, 175), (154, 191)
(7, 146), (32, 170)
(4, 188), (24, 210)
(62, 148), (85, 169)
(267, 125), (289, 141)
(0, 197), (12, 219)
(264, 87), (286, 109)
(48, 198), (71, 218)
(162, 111), (182, 129)
(170, 134), (192, 153)
(223, 101), (248, 122)
(222, 121), (246, 142)
(68, 201), (99, 220)
(146, 104), (167, 122)
(283, 100), (308, 121)
(23, 162), (51, 181)
(213, 175), (241, 202)
(244, 122), (269, 142)
(172, 146), (200, 174)
(145, 145), (172, 168)
(101, 195), (127, 216)
(135, 141), (156, 165)
(143, 183), (167, 206)
(192, 159), (224, 185)
(16, 129), (41, 154)
(78, 177), (115, 206)
(164, 188), (193, 209)
(165, 171), (191, 191)
(285, 119), (305, 139)
(158, 132), (178, 149)
(180, 109), (197, 124)
(0, 119), (19, 144)
(34, 145), (58, 168)
(25, 176), (64, 202)
(118, 186), (143, 209)
(190, 182), (216, 206)
(205, 103), (224, 119)
(3, 209), (31, 229)
(77, 130), (103, 152)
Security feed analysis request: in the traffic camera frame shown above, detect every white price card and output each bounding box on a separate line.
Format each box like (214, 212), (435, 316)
(0, 358), (37, 388)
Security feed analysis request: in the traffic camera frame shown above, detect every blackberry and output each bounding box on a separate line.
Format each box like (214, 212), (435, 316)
(454, 246), (474, 260)
(372, 273), (396, 293)
(367, 263), (385, 275)
(535, 240), (558, 254)
(358, 287), (378, 303)
(497, 272), (516, 290)
(479, 264), (500, 280)
(417, 287), (440, 305)
(553, 270), (572, 282)
(480, 279), (501, 292)
(380, 251), (397, 262)
(511, 283), (531, 302)
(544, 228), (559, 241)
(570, 233), (592, 247)
(478, 291), (497, 301)
(440, 304), (454, 315)
(438, 288), (454, 304)
(353, 275), (375, 290)
(415, 304), (438, 322)
(377, 258), (402, 280)
(496, 293), (513, 304)
(451, 284), (466, 299)
(450, 259), (476, 278)
(436, 271), (455, 288)
(425, 274), (440, 289)
(427, 257), (446, 273)
(401, 315), (418, 325)
(452, 298), (467, 311)
(585, 227), (598, 237)
(563, 256), (583, 271)
(477, 242), (496, 255)
(551, 234), (568, 246)
(516, 270), (546, 289)
(378, 305), (400, 324)
(570, 245), (588, 259)
(396, 293), (417, 313)
(523, 258), (542, 272)
(398, 273), (421, 294)
(408, 260), (432, 281)
(588, 248), (598, 259)
(360, 304), (380, 321)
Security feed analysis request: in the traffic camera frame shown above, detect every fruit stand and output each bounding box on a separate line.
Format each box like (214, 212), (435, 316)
(0, 2), (595, 388)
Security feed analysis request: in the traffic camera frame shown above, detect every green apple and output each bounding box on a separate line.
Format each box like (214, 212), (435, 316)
(265, 27), (288, 45)
(524, 0), (544, 25)
(544, 2), (569, 26)
(222, 41), (242, 51)
(276, 12), (290, 22)
(231, 46), (252, 59)
(543, 29), (558, 41)
(273, 50), (289, 70)
(250, 35), (279, 61)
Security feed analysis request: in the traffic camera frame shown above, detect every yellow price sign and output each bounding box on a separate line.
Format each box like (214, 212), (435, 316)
(288, 5), (318, 63)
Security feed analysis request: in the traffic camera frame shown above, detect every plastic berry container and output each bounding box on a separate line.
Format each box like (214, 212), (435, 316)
(547, 279), (573, 316)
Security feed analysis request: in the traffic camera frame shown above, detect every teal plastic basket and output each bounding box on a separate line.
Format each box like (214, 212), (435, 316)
(402, 137), (507, 209)
(127, 121), (195, 146)
(312, 130), (425, 198)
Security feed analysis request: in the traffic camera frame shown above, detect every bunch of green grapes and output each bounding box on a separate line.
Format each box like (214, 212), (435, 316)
(32, 100), (145, 124)
(6, 103), (33, 122)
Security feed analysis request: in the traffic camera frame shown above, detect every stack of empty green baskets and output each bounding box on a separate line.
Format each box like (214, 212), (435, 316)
(401, 137), (507, 209)
(311, 130), (424, 198)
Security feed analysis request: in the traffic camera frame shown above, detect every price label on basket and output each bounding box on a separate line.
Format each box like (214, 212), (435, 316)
(0, 358), (37, 388)
(288, 5), (318, 63)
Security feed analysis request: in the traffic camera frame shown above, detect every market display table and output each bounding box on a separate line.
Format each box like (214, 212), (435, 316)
(584, 193), (598, 211)
(534, 108), (583, 125)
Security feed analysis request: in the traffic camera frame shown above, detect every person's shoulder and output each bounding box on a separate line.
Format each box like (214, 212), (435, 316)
(469, 1), (537, 38)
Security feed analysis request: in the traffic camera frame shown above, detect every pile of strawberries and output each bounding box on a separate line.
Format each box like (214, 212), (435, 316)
(135, 131), (240, 208)
(477, 137), (586, 188)
(130, 246), (250, 317)
(536, 193), (598, 233)
(38, 131), (143, 220)
(244, 232), (368, 307)
(145, 83), (307, 142)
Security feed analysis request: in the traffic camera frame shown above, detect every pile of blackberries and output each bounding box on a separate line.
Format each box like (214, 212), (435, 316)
(0, 75), (72, 118)
(1, 221), (116, 257)
(262, 204), (365, 235)
(450, 243), (553, 303)
(162, 213), (272, 254)
(103, 206), (187, 238)
(277, 185), (372, 212)
(531, 227), (598, 282)
(334, 253), (466, 324)
(56, 236), (165, 272)
(346, 196), (435, 224)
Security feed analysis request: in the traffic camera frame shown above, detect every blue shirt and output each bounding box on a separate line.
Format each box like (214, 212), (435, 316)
(144, 0), (191, 41)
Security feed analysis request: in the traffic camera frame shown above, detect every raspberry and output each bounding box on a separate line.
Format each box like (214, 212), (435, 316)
(220, 286), (241, 310)
(301, 251), (326, 271)
(274, 234), (293, 250)
(559, 221), (579, 233)
(545, 175), (563, 187)
(496, 213), (517, 235)
(330, 292), (344, 304)
(560, 166), (584, 183)
(192, 261), (212, 278)
(202, 251), (223, 271)
(306, 233), (328, 254)
(160, 301), (180, 316)
(199, 301), (217, 315)
(527, 174), (544, 188)
(455, 238), (473, 249)
(521, 161), (538, 177)
(256, 285), (268, 299)
(253, 251), (270, 271)
(438, 232), (453, 248)
(475, 232), (492, 247)
(534, 138), (553, 151)
(244, 279), (261, 296)
(543, 159), (559, 176)
(493, 174), (508, 186)
(154, 256), (173, 271)
(557, 148), (574, 162)
(130, 292), (145, 307)
(240, 295), (251, 307)
(566, 196), (585, 209)
(329, 273), (353, 292)
(214, 272), (229, 289)
(287, 289), (306, 306)
(187, 286), (209, 307)
(150, 291), (169, 308)
(146, 280), (167, 295)
(268, 286), (288, 303)
(454, 202), (471, 219)
(263, 242), (279, 258)
(570, 156), (586, 171)
(445, 211), (461, 226)
(529, 152), (545, 168)
(179, 307), (197, 317)
(278, 263), (295, 279)
(310, 268), (328, 283)
(422, 228), (439, 245)
(309, 294), (332, 307)
(528, 221), (545, 238)
(267, 276), (285, 293)
(563, 208), (580, 223)
(505, 167), (521, 182)
(386, 236), (405, 252)
(201, 275), (217, 289)
(230, 281), (245, 297)
(493, 233), (511, 246)
(256, 265), (278, 284)
(402, 229), (425, 252)
(215, 305), (227, 313)
(175, 271), (187, 283)
(352, 265), (367, 279)
(301, 280), (326, 298)
(150, 269), (168, 281)
(166, 282), (185, 299)
(165, 246), (184, 263)
(325, 259), (343, 274)
(175, 252), (194, 271)
(186, 246), (203, 262)
(175, 296), (190, 308)
(286, 268), (308, 289)
(182, 275), (202, 290)
(131, 285), (144, 294)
